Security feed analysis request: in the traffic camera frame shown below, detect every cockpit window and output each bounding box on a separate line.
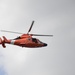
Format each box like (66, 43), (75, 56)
(38, 40), (43, 43)
(37, 40), (43, 44)
(32, 38), (37, 43)
(28, 38), (31, 40)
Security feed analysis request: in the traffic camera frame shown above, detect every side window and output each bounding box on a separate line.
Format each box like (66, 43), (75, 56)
(32, 38), (37, 43)
(28, 38), (31, 40)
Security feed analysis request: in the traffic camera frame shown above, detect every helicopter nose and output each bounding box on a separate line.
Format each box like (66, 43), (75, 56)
(43, 43), (47, 46)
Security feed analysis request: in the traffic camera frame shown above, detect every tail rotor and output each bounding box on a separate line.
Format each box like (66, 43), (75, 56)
(0, 38), (2, 44)
(0, 37), (6, 48)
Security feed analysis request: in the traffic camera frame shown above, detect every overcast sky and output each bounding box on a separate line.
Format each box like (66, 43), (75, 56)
(0, 0), (75, 75)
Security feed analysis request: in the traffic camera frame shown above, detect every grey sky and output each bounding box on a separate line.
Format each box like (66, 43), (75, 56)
(0, 0), (75, 75)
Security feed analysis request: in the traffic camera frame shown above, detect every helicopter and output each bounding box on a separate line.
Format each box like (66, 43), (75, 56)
(0, 21), (53, 48)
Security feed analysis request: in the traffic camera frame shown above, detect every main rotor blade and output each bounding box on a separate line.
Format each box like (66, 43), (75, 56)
(31, 34), (53, 37)
(27, 21), (34, 34)
(1, 30), (23, 34)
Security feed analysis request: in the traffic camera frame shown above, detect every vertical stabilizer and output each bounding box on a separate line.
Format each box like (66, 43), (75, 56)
(0, 38), (2, 44)
(2, 36), (8, 42)
(0, 37), (6, 48)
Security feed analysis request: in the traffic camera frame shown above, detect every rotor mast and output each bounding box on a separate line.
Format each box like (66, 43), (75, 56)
(27, 21), (34, 34)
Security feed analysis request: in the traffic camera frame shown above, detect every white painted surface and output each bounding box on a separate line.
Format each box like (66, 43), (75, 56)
(10, 40), (15, 45)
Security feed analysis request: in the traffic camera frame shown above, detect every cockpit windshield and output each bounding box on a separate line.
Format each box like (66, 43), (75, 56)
(37, 40), (43, 44)
(32, 38), (38, 43)
(32, 38), (43, 44)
